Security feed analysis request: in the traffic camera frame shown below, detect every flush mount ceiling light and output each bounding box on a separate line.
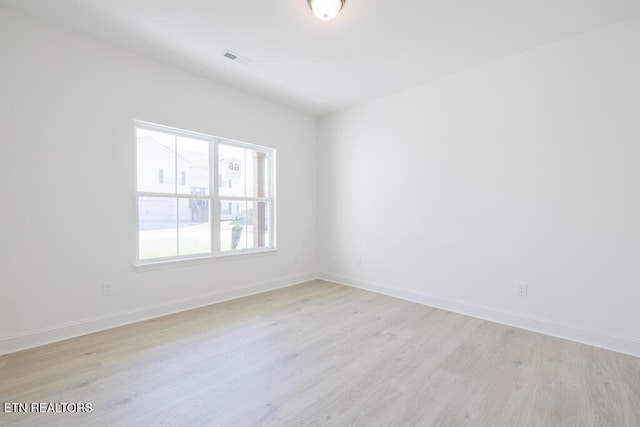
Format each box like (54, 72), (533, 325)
(308, 0), (345, 21)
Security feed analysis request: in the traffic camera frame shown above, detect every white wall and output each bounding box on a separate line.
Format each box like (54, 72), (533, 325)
(0, 6), (317, 354)
(318, 17), (640, 356)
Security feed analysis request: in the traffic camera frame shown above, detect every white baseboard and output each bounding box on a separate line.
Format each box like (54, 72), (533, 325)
(5, 272), (638, 359)
(0, 273), (316, 356)
(319, 273), (640, 358)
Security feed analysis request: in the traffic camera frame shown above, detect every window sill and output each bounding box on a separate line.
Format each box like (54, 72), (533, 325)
(133, 248), (278, 272)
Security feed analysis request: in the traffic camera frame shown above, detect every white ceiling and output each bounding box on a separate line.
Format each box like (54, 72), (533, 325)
(2, 0), (639, 116)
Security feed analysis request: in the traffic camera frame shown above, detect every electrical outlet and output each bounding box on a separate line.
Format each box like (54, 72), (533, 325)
(517, 284), (528, 297)
(102, 283), (113, 297)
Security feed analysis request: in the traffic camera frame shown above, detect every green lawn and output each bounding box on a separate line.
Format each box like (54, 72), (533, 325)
(138, 222), (255, 259)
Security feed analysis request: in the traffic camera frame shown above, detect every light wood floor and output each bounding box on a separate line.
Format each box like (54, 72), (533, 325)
(1, 280), (639, 426)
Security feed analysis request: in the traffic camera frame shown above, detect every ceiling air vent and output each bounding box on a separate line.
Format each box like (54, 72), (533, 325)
(223, 50), (251, 65)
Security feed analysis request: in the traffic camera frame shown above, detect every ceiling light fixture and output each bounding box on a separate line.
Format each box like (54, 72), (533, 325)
(307, 0), (345, 21)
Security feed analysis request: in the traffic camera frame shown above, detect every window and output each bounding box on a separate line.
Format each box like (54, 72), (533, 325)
(136, 121), (275, 263)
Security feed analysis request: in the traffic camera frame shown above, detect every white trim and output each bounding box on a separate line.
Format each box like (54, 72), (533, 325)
(318, 273), (640, 358)
(212, 140), (220, 253)
(134, 248), (278, 271)
(5, 273), (638, 358)
(136, 120), (217, 143)
(270, 149), (277, 249)
(216, 196), (271, 202)
(137, 192), (217, 200)
(0, 273), (316, 356)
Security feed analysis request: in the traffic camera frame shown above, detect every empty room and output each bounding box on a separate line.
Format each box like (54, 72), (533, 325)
(1, 0), (639, 425)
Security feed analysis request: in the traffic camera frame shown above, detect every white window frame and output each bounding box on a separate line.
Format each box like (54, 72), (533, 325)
(135, 120), (276, 266)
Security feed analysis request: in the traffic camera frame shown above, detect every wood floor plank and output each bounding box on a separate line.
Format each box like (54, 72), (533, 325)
(1, 280), (639, 426)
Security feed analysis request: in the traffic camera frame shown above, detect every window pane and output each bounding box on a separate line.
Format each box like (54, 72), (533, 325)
(219, 201), (270, 251)
(246, 201), (270, 249)
(220, 200), (247, 251)
(178, 199), (210, 256)
(177, 136), (210, 195)
(218, 144), (270, 198)
(138, 197), (177, 259)
(137, 128), (176, 194)
(218, 144), (245, 197)
(245, 149), (269, 198)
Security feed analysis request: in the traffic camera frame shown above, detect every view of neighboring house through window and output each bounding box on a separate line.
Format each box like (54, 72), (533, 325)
(136, 122), (274, 262)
